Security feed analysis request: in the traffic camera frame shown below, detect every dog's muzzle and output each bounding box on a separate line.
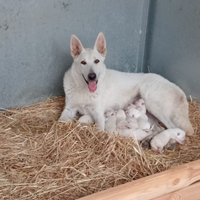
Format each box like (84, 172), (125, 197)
(82, 74), (98, 93)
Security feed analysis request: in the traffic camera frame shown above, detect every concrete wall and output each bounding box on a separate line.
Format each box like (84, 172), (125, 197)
(0, 0), (149, 108)
(145, 0), (200, 101)
(2, 0), (199, 108)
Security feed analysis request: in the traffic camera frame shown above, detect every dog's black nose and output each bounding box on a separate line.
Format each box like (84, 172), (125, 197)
(88, 73), (96, 81)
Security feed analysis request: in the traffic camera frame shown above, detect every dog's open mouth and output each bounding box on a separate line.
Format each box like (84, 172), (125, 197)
(82, 75), (98, 93)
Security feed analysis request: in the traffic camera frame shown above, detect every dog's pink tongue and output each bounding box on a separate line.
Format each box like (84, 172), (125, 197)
(88, 81), (97, 93)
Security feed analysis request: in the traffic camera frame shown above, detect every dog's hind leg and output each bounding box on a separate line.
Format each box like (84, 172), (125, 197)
(170, 98), (194, 136)
(144, 103), (178, 150)
(145, 96), (193, 150)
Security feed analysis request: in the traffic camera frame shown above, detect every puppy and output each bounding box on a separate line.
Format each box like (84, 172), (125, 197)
(134, 99), (146, 114)
(116, 110), (130, 129)
(117, 128), (152, 141)
(126, 107), (150, 130)
(126, 116), (138, 130)
(105, 110), (117, 133)
(150, 128), (186, 153)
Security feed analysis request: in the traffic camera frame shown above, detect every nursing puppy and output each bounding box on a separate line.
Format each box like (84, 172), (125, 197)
(117, 127), (152, 141)
(126, 106), (150, 130)
(134, 99), (146, 114)
(105, 110), (117, 133)
(116, 110), (130, 129)
(59, 32), (193, 148)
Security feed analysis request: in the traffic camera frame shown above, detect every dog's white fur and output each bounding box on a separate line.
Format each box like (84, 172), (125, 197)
(59, 32), (193, 137)
(150, 128), (186, 153)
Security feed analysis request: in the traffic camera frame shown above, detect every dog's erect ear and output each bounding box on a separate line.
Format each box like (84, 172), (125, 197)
(94, 32), (107, 57)
(70, 35), (84, 58)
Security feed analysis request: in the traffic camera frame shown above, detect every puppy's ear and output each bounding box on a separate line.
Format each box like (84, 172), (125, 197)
(94, 32), (107, 57)
(70, 35), (84, 58)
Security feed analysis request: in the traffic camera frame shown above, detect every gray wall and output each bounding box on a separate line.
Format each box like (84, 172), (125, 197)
(1, 0), (199, 108)
(145, 0), (200, 101)
(0, 0), (149, 108)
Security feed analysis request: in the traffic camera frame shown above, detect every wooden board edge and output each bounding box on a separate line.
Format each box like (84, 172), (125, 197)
(77, 159), (200, 200)
(152, 181), (200, 200)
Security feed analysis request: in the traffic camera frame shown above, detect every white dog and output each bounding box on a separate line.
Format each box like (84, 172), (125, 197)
(59, 32), (193, 147)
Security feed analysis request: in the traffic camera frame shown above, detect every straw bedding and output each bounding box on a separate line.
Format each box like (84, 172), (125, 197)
(0, 97), (200, 200)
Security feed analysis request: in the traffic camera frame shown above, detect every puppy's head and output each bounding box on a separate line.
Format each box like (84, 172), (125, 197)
(105, 110), (115, 118)
(175, 129), (186, 144)
(134, 99), (145, 107)
(116, 110), (126, 119)
(70, 32), (107, 93)
(126, 108), (141, 118)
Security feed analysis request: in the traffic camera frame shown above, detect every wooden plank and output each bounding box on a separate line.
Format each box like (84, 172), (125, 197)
(78, 160), (200, 200)
(152, 181), (200, 200)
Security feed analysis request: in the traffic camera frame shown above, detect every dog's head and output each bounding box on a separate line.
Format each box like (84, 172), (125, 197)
(70, 32), (107, 93)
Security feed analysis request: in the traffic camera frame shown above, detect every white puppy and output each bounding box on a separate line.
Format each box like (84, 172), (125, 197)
(78, 114), (94, 124)
(117, 128), (152, 141)
(116, 110), (130, 129)
(126, 116), (138, 130)
(126, 107), (150, 130)
(134, 99), (146, 114)
(150, 128), (186, 153)
(125, 103), (136, 111)
(105, 110), (116, 133)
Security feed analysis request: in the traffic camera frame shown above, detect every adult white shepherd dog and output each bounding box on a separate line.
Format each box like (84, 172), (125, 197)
(59, 32), (193, 139)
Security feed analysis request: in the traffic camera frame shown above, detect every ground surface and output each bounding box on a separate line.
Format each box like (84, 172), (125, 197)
(0, 97), (200, 200)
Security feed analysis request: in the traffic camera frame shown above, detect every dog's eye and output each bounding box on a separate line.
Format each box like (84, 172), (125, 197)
(81, 61), (87, 65)
(94, 59), (100, 64)
(177, 132), (180, 136)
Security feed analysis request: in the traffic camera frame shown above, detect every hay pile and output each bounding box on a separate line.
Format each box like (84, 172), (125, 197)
(0, 97), (200, 200)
